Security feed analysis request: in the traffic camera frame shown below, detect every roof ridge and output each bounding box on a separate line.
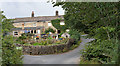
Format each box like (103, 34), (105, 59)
(15, 15), (64, 19)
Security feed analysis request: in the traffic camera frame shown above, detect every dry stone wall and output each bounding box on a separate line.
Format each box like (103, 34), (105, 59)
(16, 39), (75, 55)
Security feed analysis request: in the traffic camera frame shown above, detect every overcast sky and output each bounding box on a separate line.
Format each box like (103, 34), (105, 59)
(0, 1), (64, 19)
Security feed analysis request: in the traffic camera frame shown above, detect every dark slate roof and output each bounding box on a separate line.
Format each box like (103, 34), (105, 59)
(12, 26), (44, 31)
(13, 15), (64, 23)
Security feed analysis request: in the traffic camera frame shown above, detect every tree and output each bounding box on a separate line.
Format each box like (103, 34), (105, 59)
(0, 10), (23, 65)
(2, 19), (14, 36)
(53, 2), (120, 64)
(2, 36), (23, 64)
(0, 10), (3, 66)
(0, 11), (14, 37)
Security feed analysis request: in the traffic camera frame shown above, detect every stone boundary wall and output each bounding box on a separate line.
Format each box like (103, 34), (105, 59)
(15, 39), (75, 55)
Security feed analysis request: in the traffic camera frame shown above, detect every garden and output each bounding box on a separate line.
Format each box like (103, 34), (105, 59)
(15, 33), (69, 46)
(13, 27), (81, 55)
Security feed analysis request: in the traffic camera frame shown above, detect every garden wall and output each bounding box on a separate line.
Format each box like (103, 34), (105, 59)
(15, 39), (75, 55)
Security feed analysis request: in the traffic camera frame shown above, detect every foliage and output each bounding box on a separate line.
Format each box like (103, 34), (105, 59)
(33, 42), (43, 46)
(0, 10), (2, 66)
(2, 36), (23, 64)
(70, 40), (81, 50)
(68, 29), (81, 42)
(53, 2), (120, 64)
(47, 37), (53, 39)
(16, 33), (35, 44)
(1, 11), (23, 65)
(1, 11), (14, 36)
(81, 39), (119, 64)
(2, 19), (14, 36)
(21, 33), (34, 37)
(45, 28), (55, 34)
(32, 39), (68, 46)
(51, 19), (68, 32)
(80, 57), (100, 64)
(59, 32), (64, 36)
(53, 2), (119, 37)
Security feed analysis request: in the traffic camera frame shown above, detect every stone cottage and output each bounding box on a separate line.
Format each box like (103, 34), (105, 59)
(12, 11), (64, 37)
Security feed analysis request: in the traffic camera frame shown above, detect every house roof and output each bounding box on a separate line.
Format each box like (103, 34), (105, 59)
(13, 15), (64, 23)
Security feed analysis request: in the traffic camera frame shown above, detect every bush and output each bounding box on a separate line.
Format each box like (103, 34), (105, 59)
(81, 39), (119, 64)
(51, 19), (68, 32)
(2, 36), (23, 64)
(19, 33), (34, 39)
(68, 29), (81, 42)
(70, 40), (81, 50)
(16, 33), (35, 44)
(33, 40), (48, 46)
(80, 57), (100, 64)
(58, 32), (64, 38)
(45, 28), (55, 34)
(0, 48), (2, 66)
(33, 43), (41, 46)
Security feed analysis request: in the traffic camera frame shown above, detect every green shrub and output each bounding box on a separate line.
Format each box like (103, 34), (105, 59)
(41, 40), (48, 45)
(47, 39), (53, 44)
(0, 48), (2, 66)
(81, 39), (119, 64)
(2, 36), (23, 64)
(70, 40), (81, 50)
(19, 33), (34, 40)
(45, 28), (55, 34)
(33, 40), (48, 46)
(47, 37), (53, 39)
(51, 19), (68, 32)
(59, 32), (64, 38)
(68, 29), (81, 42)
(33, 43), (41, 46)
(80, 57), (100, 64)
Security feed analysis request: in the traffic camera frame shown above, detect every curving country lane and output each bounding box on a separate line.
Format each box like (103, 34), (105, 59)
(23, 35), (94, 64)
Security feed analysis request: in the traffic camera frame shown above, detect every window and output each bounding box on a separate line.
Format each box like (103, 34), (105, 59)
(66, 29), (70, 32)
(33, 23), (36, 26)
(34, 30), (36, 33)
(31, 30), (33, 33)
(48, 22), (52, 26)
(58, 30), (61, 33)
(14, 32), (18, 35)
(38, 30), (40, 34)
(60, 22), (65, 25)
(28, 30), (30, 33)
(24, 30), (28, 33)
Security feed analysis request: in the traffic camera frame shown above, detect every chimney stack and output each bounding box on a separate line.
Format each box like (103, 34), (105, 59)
(31, 11), (34, 17)
(22, 24), (24, 30)
(56, 10), (58, 16)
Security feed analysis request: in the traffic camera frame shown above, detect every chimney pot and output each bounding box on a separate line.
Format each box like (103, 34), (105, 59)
(56, 11), (58, 16)
(32, 11), (34, 17)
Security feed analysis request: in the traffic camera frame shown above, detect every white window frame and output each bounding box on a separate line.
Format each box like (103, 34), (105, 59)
(13, 31), (18, 36)
(60, 21), (65, 25)
(48, 22), (52, 26)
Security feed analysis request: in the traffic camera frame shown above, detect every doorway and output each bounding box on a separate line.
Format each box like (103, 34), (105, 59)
(58, 30), (61, 34)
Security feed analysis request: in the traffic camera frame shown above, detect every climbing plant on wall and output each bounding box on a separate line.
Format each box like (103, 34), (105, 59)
(45, 28), (55, 34)
(51, 19), (68, 32)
